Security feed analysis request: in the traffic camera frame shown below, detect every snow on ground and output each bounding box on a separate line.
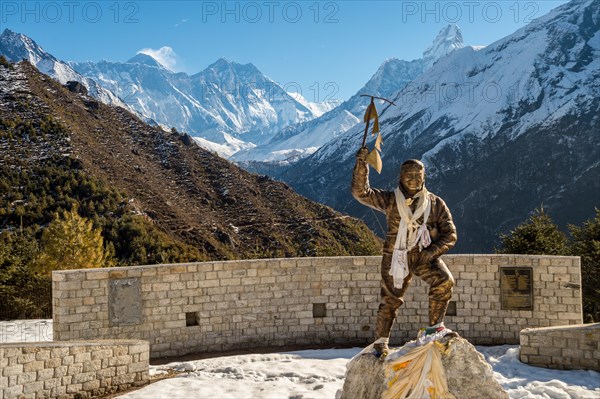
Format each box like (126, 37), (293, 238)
(124, 349), (359, 399)
(2, 320), (599, 399)
(479, 345), (600, 399)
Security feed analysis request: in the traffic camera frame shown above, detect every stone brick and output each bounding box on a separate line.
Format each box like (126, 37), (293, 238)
(83, 359), (102, 373)
(96, 367), (116, 378)
(539, 347), (562, 357)
(91, 349), (113, 360)
(66, 383), (83, 393)
(17, 371), (37, 384)
(129, 343), (148, 355)
(23, 360), (45, 372)
(44, 377), (61, 390)
(17, 352), (36, 363)
(113, 373), (135, 385)
(54, 365), (68, 378)
(83, 379), (101, 391)
(23, 381), (44, 395)
(128, 361), (148, 373)
(74, 352), (92, 363)
(67, 363), (83, 375)
(58, 280), (83, 291)
(72, 372), (95, 384)
(3, 384), (24, 397)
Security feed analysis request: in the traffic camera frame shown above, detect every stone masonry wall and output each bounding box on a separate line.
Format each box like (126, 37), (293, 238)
(52, 255), (582, 358)
(520, 323), (600, 371)
(0, 340), (148, 399)
(398, 254), (583, 345)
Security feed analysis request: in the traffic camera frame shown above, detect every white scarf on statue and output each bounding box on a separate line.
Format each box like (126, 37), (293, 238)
(390, 187), (432, 288)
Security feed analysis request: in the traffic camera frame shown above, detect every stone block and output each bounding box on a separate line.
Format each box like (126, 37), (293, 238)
(91, 349), (113, 360)
(23, 360), (45, 372)
(17, 353), (36, 363)
(72, 372), (95, 384)
(58, 280), (82, 291)
(35, 350), (50, 361)
(83, 359), (102, 373)
(66, 383), (83, 394)
(83, 379), (101, 391)
(23, 381), (44, 395)
(17, 371), (37, 385)
(539, 347), (562, 357)
(62, 355), (74, 365)
(44, 377), (61, 390)
(74, 352), (92, 364)
(54, 365), (68, 378)
(67, 364), (83, 375)
(96, 367), (116, 378)
(128, 361), (148, 373)
(113, 372), (135, 385)
(37, 369), (54, 381)
(129, 343), (148, 355)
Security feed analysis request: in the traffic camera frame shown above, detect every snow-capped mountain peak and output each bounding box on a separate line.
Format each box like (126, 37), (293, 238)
(230, 24), (465, 164)
(1, 28), (55, 66)
(127, 53), (167, 69)
(423, 24), (465, 69)
(0, 29), (126, 108)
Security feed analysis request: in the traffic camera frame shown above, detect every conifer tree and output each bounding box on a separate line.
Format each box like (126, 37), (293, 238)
(496, 207), (569, 255)
(36, 208), (113, 274)
(569, 209), (600, 322)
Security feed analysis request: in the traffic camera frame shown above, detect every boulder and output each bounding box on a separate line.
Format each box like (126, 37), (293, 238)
(65, 80), (88, 95)
(339, 336), (508, 399)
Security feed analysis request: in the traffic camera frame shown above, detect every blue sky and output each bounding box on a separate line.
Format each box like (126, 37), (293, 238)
(2, 0), (568, 100)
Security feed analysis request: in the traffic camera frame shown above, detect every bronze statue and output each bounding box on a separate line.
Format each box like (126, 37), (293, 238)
(352, 147), (457, 356)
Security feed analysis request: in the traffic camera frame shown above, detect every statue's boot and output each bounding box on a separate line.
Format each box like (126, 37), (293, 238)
(416, 299), (455, 346)
(374, 310), (395, 357)
(429, 299), (449, 326)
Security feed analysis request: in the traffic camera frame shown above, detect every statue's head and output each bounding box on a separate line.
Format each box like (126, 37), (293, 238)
(399, 159), (425, 196)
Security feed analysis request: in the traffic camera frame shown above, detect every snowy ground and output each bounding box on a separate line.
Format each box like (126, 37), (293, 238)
(2, 320), (599, 399)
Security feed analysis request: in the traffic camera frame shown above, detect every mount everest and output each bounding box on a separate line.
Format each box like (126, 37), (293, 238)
(69, 55), (340, 154)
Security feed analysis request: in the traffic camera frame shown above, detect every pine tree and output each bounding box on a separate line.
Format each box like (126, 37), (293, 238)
(569, 209), (600, 322)
(35, 208), (113, 274)
(496, 207), (569, 255)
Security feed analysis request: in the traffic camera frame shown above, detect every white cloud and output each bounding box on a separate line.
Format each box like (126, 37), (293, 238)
(174, 18), (188, 27)
(137, 46), (179, 71)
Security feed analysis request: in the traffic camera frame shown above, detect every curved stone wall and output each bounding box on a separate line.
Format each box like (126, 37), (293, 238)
(52, 255), (582, 358)
(0, 340), (148, 398)
(520, 323), (599, 370)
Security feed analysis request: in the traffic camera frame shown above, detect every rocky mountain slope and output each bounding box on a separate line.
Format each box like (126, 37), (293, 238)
(278, 0), (600, 252)
(0, 59), (381, 260)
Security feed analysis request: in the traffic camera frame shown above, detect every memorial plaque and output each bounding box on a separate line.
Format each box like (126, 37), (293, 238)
(109, 278), (142, 326)
(500, 267), (533, 310)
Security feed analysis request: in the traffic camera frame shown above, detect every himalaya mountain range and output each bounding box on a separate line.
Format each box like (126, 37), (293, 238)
(1, 0), (598, 253)
(0, 23), (463, 161)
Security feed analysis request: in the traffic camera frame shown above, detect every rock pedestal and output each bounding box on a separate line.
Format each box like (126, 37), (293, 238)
(339, 336), (508, 399)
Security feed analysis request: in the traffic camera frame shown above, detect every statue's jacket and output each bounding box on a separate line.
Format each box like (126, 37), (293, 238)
(351, 158), (457, 265)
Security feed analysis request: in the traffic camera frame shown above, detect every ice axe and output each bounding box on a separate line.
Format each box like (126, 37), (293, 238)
(360, 95), (396, 173)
